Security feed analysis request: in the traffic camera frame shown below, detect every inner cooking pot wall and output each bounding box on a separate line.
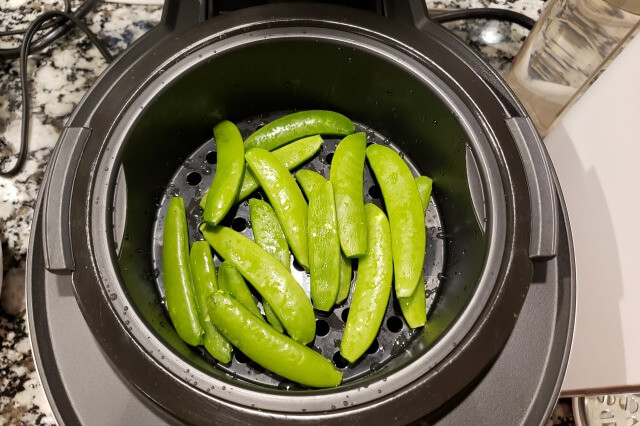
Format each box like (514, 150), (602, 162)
(117, 39), (486, 377)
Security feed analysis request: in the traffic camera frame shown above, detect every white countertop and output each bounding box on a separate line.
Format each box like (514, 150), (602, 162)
(546, 33), (640, 394)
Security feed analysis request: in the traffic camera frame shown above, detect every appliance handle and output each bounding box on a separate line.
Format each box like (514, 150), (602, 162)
(381, 0), (432, 30)
(43, 126), (92, 274)
(161, 0), (433, 32)
(506, 117), (559, 259)
(160, 0), (208, 31)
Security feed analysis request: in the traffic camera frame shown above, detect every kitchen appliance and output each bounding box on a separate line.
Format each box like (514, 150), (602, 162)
(26, 0), (575, 424)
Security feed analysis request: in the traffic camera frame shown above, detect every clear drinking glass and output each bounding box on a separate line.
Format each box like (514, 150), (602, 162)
(505, 0), (640, 136)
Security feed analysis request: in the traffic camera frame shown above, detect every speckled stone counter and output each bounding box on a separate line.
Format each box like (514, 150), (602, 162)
(0, 2), (162, 423)
(0, 0), (542, 423)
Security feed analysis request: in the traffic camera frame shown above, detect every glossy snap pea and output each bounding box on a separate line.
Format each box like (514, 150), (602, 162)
(414, 176), (433, 205)
(199, 135), (323, 209)
(262, 302), (284, 332)
(162, 197), (203, 346)
(245, 148), (309, 271)
(308, 180), (341, 311)
(248, 198), (290, 329)
(208, 291), (342, 387)
(201, 225), (315, 344)
(295, 169), (326, 199)
(244, 110), (354, 152)
(330, 132), (367, 257)
(217, 261), (264, 321)
(398, 176), (433, 328)
(239, 135), (323, 201)
(296, 170), (352, 305)
(336, 252), (352, 305)
(203, 121), (245, 225)
(340, 203), (392, 363)
(249, 199), (290, 271)
(189, 242), (232, 363)
(366, 144), (425, 298)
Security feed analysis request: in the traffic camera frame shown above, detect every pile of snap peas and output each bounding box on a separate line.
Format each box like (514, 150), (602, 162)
(162, 110), (433, 388)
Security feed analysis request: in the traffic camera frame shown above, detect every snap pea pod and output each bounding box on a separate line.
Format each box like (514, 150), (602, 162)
(248, 198), (289, 330)
(162, 197), (203, 346)
(366, 144), (426, 298)
(249, 199), (290, 271)
(414, 176), (433, 207)
(201, 225), (315, 344)
(189, 242), (232, 363)
(208, 291), (342, 388)
(296, 170), (352, 305)
(263, 301), (284, 333)
(398, 176), (433, 328)
(203, 121), (245, 225)
(199, 135), (323, 208)
(336, 251), (352, 305)
(217, 261), (264, 321)
(308, 180), (341, 311)
(330, 132), (368, 258)
(340, 203), (393, 363)
(244, 110), (354, 152)
(245, 148), (309, 271)
(295, 169), (326, 199)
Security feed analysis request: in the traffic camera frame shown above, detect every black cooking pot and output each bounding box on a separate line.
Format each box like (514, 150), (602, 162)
(27, 0), (573, 424)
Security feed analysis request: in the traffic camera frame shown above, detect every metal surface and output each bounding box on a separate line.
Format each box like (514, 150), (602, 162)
(506, 117), (558, 259)
(431, 184), (575, 426)
(465, 146), (487, 233)
(150, 112), (445, 387)
(574, 394), (640, 426)
(112, 166), (127, 255)
(28, 211), (179, 426)
(43, 126), (91, 273)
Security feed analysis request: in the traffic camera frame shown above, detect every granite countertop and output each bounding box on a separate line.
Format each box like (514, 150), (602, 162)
(0, 0), (542, 424)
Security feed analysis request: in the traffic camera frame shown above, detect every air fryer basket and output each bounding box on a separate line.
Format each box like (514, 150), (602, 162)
(148, 111), (447, 386)
(37, 2), (560, 423)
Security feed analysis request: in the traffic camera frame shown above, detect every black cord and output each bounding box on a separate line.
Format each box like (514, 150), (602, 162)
(1, 8), (112, 177)
(432, 8), (535, 31)
(0, 0), (101, 60)
(0, 0), (72, 36)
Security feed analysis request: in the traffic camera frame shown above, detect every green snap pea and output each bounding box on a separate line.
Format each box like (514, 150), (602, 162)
(295, 169), (327, 199)
(296, 170), (352, 305)
(162, 197), (203, 346)
(208, 291), (342, 388)
(336, 252), (352, 305)
(201, 225), (315, 344)
(262, 302), (284, 332)
(245, 148), (309, 271)
(189, 242), (232, 363)
(217, 261), (265, 321)
(415, 175), (433, 200)
(366, 144), (426, 298)
(244, 110), (354, 152)
(398, 176), (433, 328)
(308, 180), (341, 311)
(203, 121), (245, 225)
(249, 199), (290, 271)
(330, 132), (368, 258)
(248, 198), (290, 329)
(340, 203), (393, 363)
(199, 136), (323, 209)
